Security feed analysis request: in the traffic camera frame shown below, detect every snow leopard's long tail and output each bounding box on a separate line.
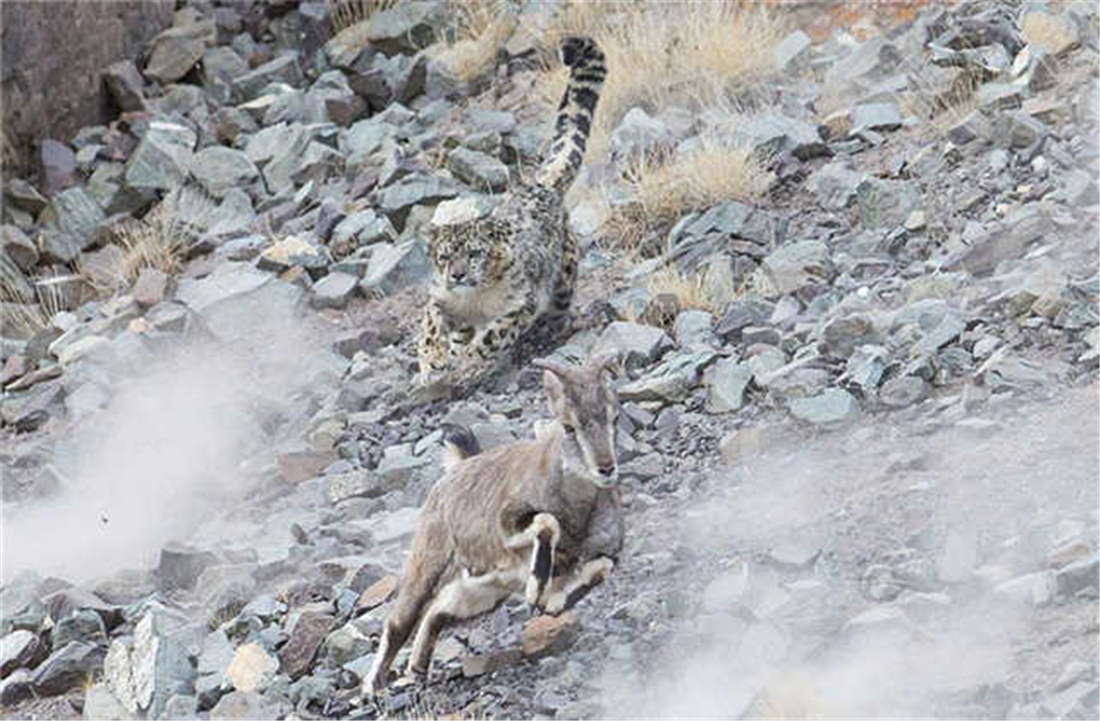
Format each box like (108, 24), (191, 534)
(536, 36), (606, 193)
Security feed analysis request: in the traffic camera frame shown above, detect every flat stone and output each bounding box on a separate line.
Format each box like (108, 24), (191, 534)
(83, 682), (135, 720)
(209, 690), (268, 719)
(0, 630), (43, 677)
(157, 542), (218, 591)
(994, 570), (1056, 606)
(191, 147), (260, 198)
(447, 147), (509, 192)
(367, 1), (445, 56)
(707, 358), (752, 413)
(145, 22), (214, 84)
(310, 272), (359, 310)
(850, 102), (903, 131)
(103, 59), (147, 113)
(772, 30), (811, 71)
(123, 121), (195, 193)
(789, 388), (859, 425)
(29, 641), (105, 696)
(761, 241), (833, 295)
(233, 53), (303, 102)
(592, 322), (673, 369)
(856, 177), (922, 229)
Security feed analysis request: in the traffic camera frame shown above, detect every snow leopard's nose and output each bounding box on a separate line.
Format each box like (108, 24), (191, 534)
(450, 269), (467, 284)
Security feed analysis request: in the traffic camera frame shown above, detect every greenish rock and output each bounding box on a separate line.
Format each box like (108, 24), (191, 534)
(145, 21), (215, 84)
(191, 147), (260, 198)
(367, 1), (445, 56)
(761, 241), (833, 295)
(789, 388), (859, 425)
(707, 357), (752, 413)
(233, 54), (304, 102)
(124, 121), (196, 194)
(37, 186), (106, 262)
(855, 177), (922, 229)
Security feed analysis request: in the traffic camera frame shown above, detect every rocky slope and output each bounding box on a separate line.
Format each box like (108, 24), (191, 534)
(1, 1), (1098, 719)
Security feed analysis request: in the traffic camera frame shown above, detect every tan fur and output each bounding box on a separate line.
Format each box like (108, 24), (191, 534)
(364, 352), (626, 694)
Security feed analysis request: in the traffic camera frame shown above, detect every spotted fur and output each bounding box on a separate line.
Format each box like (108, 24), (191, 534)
(416, 36), (604, 397)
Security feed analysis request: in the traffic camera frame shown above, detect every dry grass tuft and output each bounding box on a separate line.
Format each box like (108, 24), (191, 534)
(647, 261), (740, 316)
(90, 186), (216, 293)
(0, 268), (78, 336)
(326, 0), (401, 33)
(432, 0), (517, 84)
(622, 134), (773, 226)
(535, 2), (787, 160)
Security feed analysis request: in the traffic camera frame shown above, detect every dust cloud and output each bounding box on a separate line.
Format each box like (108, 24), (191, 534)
(602, 384), (1098, 718)
(0, 307), (329, 585)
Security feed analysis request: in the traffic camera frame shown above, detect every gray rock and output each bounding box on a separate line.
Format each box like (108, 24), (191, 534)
(175, 262), (304, 344)
(976, 350), (1049, 392)
(2, 224), (39, 271)
(161, 694), (198, 720)
(332, 210), (397, 248)
(611, 107), (674, 162)
(311, 272), (359, 310)
(673, 310), (715, 348)
(822, 315), (880, 359)
(359, 239), (430, 297)
(39, 138), (79, 196)
(190, 147), (260, 198)
(790, 388), (859, 425)
(157, 543), (218, 591)
(377, 449), (432, 487)
(37, 186), (106, 262)
(321, 622), (373, 666)
(52, 609), (106, 648)
(592, 322), (673, 369)
(0, 630), (43, 676)
(210, 690), (268, 719)
(29, 641), (106, 696)
(103, 60), (147, 113)
(855, 177), (922, 229)
(124, 121), (196, 194)
(203, 45), (249, 85)
(377, 174), (458, 232)
(734, 112), (827, 160)
(707, 358), (752, 413)
(368, 507), (419, 544)
(233, 53), (303, 102)
(83, 682), (135, 720)
(807, 161), (865, 210)
(761, 241), (833, 295)
(773, 30), (812, 71)
(879, 375), (927, 407)
(991, 111), (1048, 150)
(1039, 681), (1099, 719)
(367, 1), (444, 56)
(850, 102), (903, 131)
(145, 22), (214, 84)
(0, 668), (32, 706)
(994, 570), (1056, 606)
(1055, 554), (1099, 599)
(617, 351), (717, 403)
(447, 147), (509, 192)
